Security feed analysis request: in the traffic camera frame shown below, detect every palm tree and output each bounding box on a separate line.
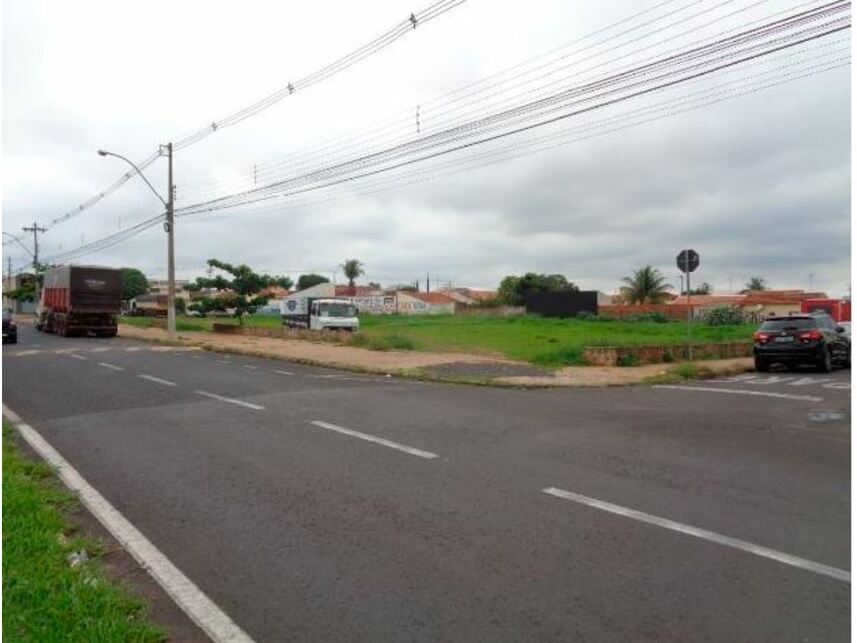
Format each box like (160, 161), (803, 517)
(341, 259), (364, 288)
(741, 276), (767, 293)
(619, 265), (673, 304)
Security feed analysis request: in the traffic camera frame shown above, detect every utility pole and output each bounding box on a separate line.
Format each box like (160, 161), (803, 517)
(22, 222), (47, 270)
(165, 142), (177, 341)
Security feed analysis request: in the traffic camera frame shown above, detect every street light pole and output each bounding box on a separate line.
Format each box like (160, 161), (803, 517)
(97, 146), (176, 340)
(165, 143), (176, 341)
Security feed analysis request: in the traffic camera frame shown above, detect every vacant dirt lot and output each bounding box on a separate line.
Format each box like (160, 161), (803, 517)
(117, 323), (754, 386)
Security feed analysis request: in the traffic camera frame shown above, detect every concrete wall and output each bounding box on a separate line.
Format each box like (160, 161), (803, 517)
(600, 304), (693, 320)
(396, 292), (456, 315)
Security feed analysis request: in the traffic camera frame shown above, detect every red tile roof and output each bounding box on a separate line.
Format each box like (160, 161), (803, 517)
(406, 291), (457, 304)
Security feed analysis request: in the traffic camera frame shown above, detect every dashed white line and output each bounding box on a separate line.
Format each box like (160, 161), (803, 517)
(90, 347), (111, 353)
(69, 354), (88, 361)
(309, 420), (438, 459)
(217, 360), (232, 365)
(242, 365), (258, 370)
(653, 385), (822, 402)
(273, 370), (294, 376)
(97, 362), (125, 371)
(195, 390), (264, 410)
(542, 487), (849, 583)
(139, 374), (178, 387)
(2, 405), (255, 643)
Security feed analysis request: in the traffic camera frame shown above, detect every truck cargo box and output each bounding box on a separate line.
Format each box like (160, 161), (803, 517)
(38, 265), (123, 337)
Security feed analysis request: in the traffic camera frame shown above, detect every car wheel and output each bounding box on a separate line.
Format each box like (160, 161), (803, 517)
(818, 348), (833, 373)
(754, 357), (770, 372)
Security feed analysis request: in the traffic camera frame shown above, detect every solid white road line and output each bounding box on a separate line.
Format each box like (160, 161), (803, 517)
(195, 391), (265, 410)
(273, 370), (294, 376)
(139, 374), (178, 387)
(1, 405), (255, 643)
(70, 354), (88, 360)
(653, 385), (822, 402)
(542, 487), (849, 583)
(97, 362), (125, 371)
(309, 420), (438, 459)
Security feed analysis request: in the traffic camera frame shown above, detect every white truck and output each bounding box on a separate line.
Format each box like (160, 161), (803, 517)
(281, 295), (359, 331)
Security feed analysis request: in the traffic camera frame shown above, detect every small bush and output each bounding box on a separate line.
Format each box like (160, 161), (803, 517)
(662, 350), (675, 363)
(617, 354), (640, 367)
(702, 306), (748, 326)
(575, 311), (597, 321)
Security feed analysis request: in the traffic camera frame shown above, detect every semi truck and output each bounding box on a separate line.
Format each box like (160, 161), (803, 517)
(281, 295), (359, 331)
(36, 265), (123, 337)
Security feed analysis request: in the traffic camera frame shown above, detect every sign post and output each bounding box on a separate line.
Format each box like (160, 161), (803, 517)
(677, 249), (700, 360)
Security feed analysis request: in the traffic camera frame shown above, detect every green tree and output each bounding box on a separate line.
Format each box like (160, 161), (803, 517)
(619, 266), (673, 304)
(741, 276), (767, 293)
(685, 282), (712, 296)
(121, 267), (149, 301)
(186, 259), (291, 324)
(297, 273), (330, 290)
(498, 273), (578, 305)
(341, 259), (364, 287)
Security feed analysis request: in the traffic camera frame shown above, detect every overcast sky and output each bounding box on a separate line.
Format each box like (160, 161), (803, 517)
(3, 0), (851, 295)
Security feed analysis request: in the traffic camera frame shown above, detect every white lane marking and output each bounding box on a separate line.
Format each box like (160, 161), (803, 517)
(309, 420), (438, 459)
(69, 354), (88, 360)
(90, 347), (111, 353)
(195, 390), (264, 410)
(242, 365), (258, 370)
(2, 405), (255, 643)
(217, 360), (232, 365)
(124, 347), (142, 352)
(542, 487), (849, 583)
(654, 385), (821, 402)
(139, 374), (178, 387)
(273, 370), (294, 376)
(97, 362), (125, 371)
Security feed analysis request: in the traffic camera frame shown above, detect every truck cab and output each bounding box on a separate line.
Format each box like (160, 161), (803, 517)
(309, 298), (359, 331)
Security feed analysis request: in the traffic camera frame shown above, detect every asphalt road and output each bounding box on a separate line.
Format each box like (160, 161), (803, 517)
(3, 324), (850, 642)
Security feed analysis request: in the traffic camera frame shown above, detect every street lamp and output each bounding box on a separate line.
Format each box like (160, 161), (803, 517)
(98, 145), (176, 340)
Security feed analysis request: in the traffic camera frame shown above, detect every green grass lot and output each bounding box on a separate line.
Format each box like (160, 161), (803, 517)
(357, 315), (756, 367)
(120, 313), (755, 367)
(2, 422), (163, 642)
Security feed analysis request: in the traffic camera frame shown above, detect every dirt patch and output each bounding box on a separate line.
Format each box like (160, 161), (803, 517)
(118, 324), (512, 373)
(117, 324), (755, 387)
(424, 362), (551, 380)
(497, 358), (755, 387)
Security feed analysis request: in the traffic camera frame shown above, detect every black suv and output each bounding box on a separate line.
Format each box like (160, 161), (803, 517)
(753, 314), (850, 372)
(2, 309), (17, 344)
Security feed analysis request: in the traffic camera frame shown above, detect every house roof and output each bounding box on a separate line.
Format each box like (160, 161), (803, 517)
(666, 294), (745, 307)
(741, 290), (827, 306)
(335, 285), (383, 297)
(406, 291), (457, 304)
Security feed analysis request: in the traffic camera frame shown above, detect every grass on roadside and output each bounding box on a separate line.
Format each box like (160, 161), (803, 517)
(2, 421), (164, 642)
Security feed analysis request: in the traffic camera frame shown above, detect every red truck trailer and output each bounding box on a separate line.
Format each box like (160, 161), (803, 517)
(36, 265), (123, 337)
(800, 298), (851, 322)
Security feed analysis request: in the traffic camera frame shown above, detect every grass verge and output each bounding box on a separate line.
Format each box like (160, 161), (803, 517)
(2, 420), (164, 642)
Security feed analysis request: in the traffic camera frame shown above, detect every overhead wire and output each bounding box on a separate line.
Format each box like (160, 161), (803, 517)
(175, 2), (850, 217)
(24, 0), (469, 235)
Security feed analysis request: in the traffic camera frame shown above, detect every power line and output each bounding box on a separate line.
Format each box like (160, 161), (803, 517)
(178, 0), (837, 204)
(174, 3), (850, 217)
(27, 0), (469, 234)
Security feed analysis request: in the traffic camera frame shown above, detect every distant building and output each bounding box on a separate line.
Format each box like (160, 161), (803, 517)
(397, 291), (457, 315)
(148, 278), (194, 301)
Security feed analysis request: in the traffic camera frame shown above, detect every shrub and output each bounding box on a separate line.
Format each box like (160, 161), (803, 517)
(575, 311), (597, 321)
(702, 306), (748, 326)
(662, 350), (675, 363)
(533, 346), (586, 367)
(617, 354), (640, 367)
